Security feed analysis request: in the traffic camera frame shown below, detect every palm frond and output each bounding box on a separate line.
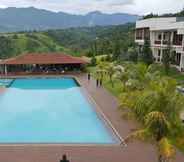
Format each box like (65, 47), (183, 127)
(158, 137), (175, 160)
(125, 129), (151, 143)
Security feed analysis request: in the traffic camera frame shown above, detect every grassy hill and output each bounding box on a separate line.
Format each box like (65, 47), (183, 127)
(0, 32), (72, 59)
(0, 23), (135, 59)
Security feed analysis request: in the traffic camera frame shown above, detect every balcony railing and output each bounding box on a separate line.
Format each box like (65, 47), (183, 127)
(154, 40), (183, 46)
(173, 41), (182, 46)
(136, 36), (143, 40)
(162, 40), (169, 45)
(154, 40), (161, 45)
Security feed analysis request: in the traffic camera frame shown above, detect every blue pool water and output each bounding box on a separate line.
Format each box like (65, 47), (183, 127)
(0, 78), (118, 144)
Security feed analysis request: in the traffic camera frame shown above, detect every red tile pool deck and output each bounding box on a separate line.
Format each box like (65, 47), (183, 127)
(0, 74), (183, 162)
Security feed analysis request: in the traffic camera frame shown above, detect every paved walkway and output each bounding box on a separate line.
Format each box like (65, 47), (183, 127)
(0, 74), (183, 162)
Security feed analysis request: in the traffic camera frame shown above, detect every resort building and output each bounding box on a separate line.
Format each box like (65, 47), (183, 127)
(135, 17), (184, 71)
(0, 53), (88, 75)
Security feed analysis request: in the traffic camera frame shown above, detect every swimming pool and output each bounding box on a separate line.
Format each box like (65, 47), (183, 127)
(0, 78), (119, 144)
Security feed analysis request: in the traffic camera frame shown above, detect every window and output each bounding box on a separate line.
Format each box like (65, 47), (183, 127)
(158, 34), (162, 40)
(158, 49), (161, 57)
(163, 34), (166, 40)
(173, 31), (183, 46)
(136, 29), (143, 40)
(176, 53), (181, 65)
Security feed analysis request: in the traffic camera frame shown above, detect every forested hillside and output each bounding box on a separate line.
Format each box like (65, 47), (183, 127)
(45, 23), (135, 56)
(0, 23), (135, 59)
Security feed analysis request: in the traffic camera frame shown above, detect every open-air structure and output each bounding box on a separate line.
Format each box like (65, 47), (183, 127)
(0, 53), (88, 75)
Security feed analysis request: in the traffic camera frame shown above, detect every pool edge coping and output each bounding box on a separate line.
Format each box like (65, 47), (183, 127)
(78, 84), (126, 147)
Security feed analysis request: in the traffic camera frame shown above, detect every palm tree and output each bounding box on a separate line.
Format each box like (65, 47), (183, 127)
(106, 63), (116, 87)
(120, 77), (184, 162)
(145, 111), (169, 141)
(96, 61), (109, 79)
(115, 65), (129, 90)
(125, 111), (175, 162)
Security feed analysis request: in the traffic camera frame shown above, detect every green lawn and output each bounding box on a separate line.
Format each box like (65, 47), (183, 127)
(88, 63), (184, 96)
(87, 66), (123, 97)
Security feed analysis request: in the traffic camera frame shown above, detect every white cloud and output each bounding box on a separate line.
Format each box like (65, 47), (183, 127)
(0, 0), (183, 15)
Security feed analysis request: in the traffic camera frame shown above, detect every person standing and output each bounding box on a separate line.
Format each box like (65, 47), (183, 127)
(87, 73), (91, 81)
(99, 78), (103, 87)
(60, 155), (70, 162)
(96, 78), (99, 87)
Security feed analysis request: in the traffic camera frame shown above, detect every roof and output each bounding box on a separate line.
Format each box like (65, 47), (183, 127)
(136, 17), (184, 34)
(0, 53), (88, 65)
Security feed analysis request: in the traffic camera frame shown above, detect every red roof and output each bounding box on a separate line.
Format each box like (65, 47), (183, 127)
(0, 53), (88, 65)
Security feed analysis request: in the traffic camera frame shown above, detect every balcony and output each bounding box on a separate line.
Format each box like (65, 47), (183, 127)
(136, 36), (143, 40)
(162, 40), (169, 45)
(173, 41), (182, 46)
(154, 40), (161, 45)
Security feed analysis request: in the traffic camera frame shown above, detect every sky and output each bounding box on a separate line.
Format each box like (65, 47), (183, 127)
(0, 0), (184, 15)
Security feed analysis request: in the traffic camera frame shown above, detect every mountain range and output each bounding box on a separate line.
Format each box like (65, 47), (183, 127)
(0, 7), (139, 32)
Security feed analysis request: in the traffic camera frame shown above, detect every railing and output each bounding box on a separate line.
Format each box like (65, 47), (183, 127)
(154, 40), (161, 45)
(162, 40), (169, 45)
(154, 40), (182, 46)
(173, 41), (182, 46)
(135, 36), (143, 40)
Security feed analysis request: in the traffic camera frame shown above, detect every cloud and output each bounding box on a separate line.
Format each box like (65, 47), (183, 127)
(0, 0), (183, 15)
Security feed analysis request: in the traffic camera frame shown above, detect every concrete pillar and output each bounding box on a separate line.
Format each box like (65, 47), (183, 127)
(142, 29), (145, 40)
(4, 65), (7, 75)
(150, 31), (154, 46)
(182, 34), (184, 46)
(161, 32), (164, 45)
(170, 31), (174, 45)
(160, 49), (163, 62)
(180, 54), (184, 71)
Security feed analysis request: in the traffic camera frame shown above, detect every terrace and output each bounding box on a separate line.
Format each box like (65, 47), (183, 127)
(0, 74), (183, 162)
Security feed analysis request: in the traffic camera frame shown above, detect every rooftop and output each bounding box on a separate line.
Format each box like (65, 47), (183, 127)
(0, 53), (88, 65)
(136, 17), (184, 33)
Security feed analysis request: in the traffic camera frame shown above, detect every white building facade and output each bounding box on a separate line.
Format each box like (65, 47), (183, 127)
(135, 17), (184, 71)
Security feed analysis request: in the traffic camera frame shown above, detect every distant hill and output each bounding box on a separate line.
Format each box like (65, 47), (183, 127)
(0, 7), (139, 32)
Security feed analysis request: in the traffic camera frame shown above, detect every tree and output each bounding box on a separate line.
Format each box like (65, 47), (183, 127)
(125, 111), (175, 162)
(26, 39), (41, 52)
(143, 13), (159, 19)
(112, 39), (121, 61)
(128, 47), (138, 63)
(140, 39), (154, 65)
(162, 38), (173, 74)
(0, 36), (15, 59)
(120, 77), (184, 162)
(90, 56), (97, 66)
(96, 61), (109, 79)
(107, 64), (116, 87)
